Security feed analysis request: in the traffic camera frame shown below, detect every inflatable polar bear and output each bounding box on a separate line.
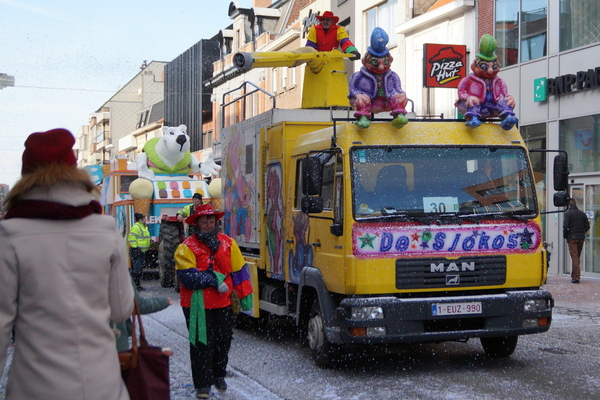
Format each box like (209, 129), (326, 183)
(136, 125), (221, 181)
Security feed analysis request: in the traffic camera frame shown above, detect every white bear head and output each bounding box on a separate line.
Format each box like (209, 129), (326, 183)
(161, 125), (190, 154)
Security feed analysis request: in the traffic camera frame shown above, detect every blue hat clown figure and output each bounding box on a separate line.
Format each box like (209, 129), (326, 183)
(348, 28), (409, 129)
(455, 34), (518, 130)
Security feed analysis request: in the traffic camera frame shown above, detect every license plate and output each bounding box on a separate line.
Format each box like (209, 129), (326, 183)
(432, 302), (482, 316)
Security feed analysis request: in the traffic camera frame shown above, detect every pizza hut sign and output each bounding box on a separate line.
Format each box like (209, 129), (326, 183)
(423, 43), (468, 88)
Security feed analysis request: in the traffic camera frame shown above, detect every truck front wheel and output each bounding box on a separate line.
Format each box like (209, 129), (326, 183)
(481, 335), (518, 357)
(307, 299), (339, 368)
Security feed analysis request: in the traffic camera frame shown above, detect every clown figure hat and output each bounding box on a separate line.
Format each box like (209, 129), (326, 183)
(367, 27), (390, 58)
(477, 34), (498, 61)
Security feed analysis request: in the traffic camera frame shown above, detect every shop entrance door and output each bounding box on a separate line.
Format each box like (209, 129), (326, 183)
(567, 182), (600, 278)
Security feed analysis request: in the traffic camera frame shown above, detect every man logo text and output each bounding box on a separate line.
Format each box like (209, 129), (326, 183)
(430, 262), (475, 273)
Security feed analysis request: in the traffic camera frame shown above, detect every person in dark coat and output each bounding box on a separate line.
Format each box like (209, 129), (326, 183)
(563, 198), (590, 283)
(115, 277), (172, 352)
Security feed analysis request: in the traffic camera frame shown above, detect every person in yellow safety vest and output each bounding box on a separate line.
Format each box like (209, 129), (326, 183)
(128, 213), (151, 291)
(177, 193), (203, 236)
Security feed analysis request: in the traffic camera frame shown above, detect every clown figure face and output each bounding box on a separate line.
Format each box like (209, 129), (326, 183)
(471, 57), (501, 79)
(363, 53), (394, 75)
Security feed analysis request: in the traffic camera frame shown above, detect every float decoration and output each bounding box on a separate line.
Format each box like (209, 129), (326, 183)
(136, 125), (220, 181)
(454, 34), (518, 130)
(348, 28), (409, 129)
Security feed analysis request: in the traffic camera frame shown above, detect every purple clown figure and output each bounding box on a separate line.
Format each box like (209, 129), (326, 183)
(348, 28), (408, 129)
(455, 34), (518, 130)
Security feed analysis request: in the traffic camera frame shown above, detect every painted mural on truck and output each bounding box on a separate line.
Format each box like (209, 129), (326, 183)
(222, 127), (254, 242)
(266, 164), (284, 278)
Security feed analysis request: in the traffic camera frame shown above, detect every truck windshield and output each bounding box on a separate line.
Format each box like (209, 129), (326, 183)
(351, 146), (538, 221)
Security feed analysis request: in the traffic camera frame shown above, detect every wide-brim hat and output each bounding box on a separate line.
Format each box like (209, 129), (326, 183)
(185, 203), (225, 225)
(316, 11), (339, 24)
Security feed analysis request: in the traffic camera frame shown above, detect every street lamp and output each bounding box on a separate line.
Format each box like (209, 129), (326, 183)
(0, 73), (15, 89)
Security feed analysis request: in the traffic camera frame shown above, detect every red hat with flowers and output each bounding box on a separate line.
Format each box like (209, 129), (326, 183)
(316, 11), (339, 24)
(185, 203), (225, 225)
(21, 128), (77, 175)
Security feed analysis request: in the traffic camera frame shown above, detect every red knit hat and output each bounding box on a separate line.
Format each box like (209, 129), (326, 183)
(21, 129), (77, 174)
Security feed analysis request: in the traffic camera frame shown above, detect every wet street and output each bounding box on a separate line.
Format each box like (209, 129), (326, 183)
(2, 275), (600, 399)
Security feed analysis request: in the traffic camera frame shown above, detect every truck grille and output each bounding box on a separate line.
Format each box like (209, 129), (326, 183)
(395, 256), (506, 289)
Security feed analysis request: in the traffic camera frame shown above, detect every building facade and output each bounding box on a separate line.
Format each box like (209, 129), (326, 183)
(76, 61), (166, 167)
(164, 39), (220, 152)
(489, 0), (600, 278)
(205, 0), (313, 145)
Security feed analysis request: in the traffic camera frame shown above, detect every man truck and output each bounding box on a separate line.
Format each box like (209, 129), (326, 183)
(216, 48), (567, 368)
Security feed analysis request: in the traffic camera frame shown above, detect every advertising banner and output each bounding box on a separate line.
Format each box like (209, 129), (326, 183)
(423, 44), (468, 88)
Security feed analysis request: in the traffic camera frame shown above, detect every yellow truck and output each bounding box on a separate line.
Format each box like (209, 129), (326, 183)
(219, 48), (567, 368)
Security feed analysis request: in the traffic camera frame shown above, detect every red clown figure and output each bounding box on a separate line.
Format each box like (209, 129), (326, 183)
(455, 34), (518, 130)
(348, 28), (408, 129)
(305, 11), (360, 61)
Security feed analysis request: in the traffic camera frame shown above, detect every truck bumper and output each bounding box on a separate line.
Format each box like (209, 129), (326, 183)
(328, 290), (553, 345)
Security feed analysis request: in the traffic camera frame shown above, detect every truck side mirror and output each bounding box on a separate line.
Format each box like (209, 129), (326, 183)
(553, 191), (569, 207)
(330, 223), (343, 237)
(302, 157), (322, 196)
(301, 196), (323, 213)
(553, 154), (569, 191)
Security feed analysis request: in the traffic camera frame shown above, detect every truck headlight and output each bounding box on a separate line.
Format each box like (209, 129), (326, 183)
(524, 299), (548, 312)
(351, 306), (384, 320)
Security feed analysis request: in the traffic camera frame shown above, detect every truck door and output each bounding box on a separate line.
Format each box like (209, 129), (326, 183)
(298, 152), (346, 293)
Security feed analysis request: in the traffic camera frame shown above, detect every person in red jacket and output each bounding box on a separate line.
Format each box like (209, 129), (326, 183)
(175, 204), (253, 399)
(305, 10), (361, 60)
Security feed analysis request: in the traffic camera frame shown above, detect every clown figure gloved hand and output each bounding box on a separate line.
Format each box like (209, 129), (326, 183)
(455, 34), (518, 130)
(348, 28), (409, 129)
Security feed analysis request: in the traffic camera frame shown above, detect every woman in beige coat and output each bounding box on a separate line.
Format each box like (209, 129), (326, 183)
(0, 129), (135, 400)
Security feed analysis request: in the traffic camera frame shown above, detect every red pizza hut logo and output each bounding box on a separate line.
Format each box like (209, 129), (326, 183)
(423, 44), (467, 88)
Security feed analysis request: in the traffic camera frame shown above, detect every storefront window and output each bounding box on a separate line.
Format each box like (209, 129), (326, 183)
(560, 0), (600, 51)
(559, 114), (600, 174)
(495, 0), (547, 67)
(522, 124), (547, 236)
(366, 0), (398, 48)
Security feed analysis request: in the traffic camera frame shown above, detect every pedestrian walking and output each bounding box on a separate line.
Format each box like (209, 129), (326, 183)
(563, 198), (590, 283)
(128, 212), (151, 290)
(0, 128), (134, 400)
(174, 204), (253, 399)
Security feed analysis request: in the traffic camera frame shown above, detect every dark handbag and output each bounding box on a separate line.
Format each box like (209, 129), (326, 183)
(119, 299), (171, 400)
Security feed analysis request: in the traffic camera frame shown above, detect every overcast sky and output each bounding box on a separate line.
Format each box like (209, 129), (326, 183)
(0, 0), (246, 187)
